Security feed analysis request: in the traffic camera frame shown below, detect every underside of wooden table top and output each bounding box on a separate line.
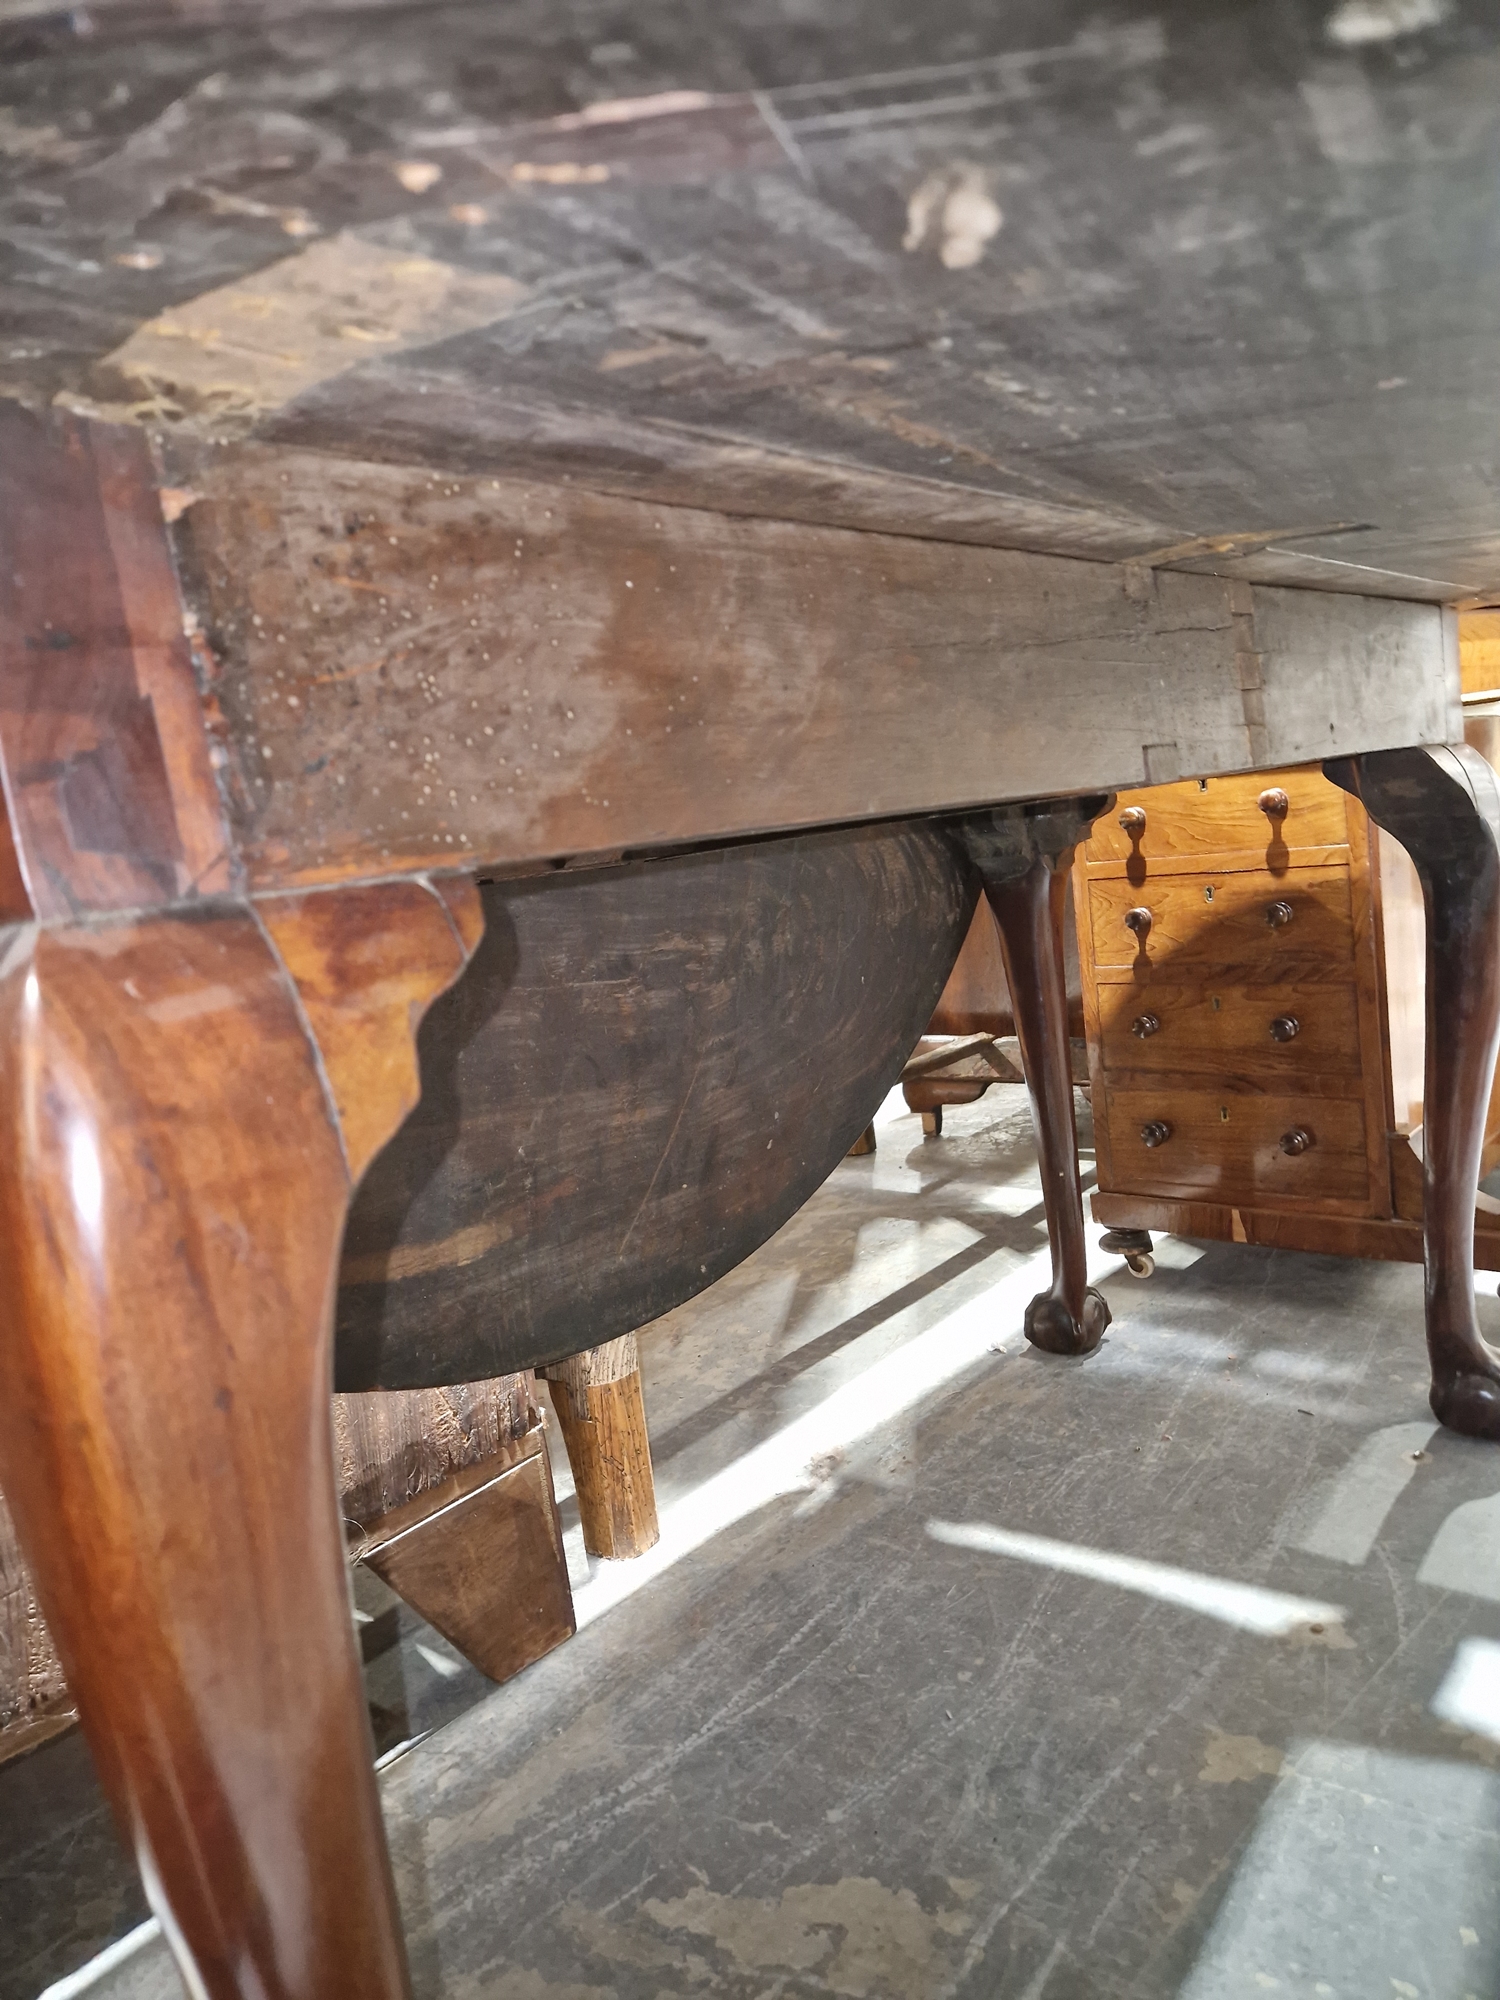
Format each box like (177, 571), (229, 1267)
(0, 0), (1486, 901)
(1, 0), (1497, 604)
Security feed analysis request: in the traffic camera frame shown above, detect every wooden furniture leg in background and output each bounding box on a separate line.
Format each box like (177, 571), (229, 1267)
(0, 883), (478, 1999)
(540, 1336), (660, 1560)
(1327, 745), (1500, 1440)
(958, 799), (1112, 1356)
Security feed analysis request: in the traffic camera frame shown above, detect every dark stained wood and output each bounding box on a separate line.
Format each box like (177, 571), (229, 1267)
(539, 1336), (658, 1561)
(335, 820), (975, 1389)
(0, 912), (411, 1999)
(0, 403), (231, 919)
(958, 797), (1110, 1356)
(358, 1445), (575, 1683)
(4, 2), (1500, 603)
(1326, 745), (1500, 1441)
(170, 445), (1455, 889)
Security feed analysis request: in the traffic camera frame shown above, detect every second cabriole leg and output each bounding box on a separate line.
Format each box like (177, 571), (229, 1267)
(1328, 745), (1500, 1440)
(959, 801), (1112, 1357)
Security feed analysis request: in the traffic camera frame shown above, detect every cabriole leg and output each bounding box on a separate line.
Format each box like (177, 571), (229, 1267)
(0, 912), (413, 2000)
(1328, 745), (1500, 1439)
(958, 800), (1111, 1357)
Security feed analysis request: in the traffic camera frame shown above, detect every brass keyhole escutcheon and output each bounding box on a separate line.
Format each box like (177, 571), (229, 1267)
(1219, 1106), (1229, 1122)
(1266, 899), (1294, 929)
(1280, 1127), (1313, 1156)
(1204, 884), (1215, 903)
(1132, 1013), (1161, 1039)
(1270, 1015), (1300, 1042)
(1141, 1120), (1172, 1148)
(1211, 995), (1221, 1012)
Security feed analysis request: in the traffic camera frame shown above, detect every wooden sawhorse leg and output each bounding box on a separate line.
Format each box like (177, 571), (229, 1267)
(540, 1335), (660, 1560)
(1328, 745), (1500, 1439)
(957, 798), (1112, 1356)
(0, 882), (479, 1998)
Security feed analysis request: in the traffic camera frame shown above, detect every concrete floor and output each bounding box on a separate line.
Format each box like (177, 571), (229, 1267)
(10, 1085), (1500, 2000)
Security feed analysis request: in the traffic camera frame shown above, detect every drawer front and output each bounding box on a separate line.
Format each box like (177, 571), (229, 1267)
(1102, 1090), (1370, 1204)
(1088, 768), (1349, 868)
(1096, 981), (1363, 1082)
(1088, 867), (1355, 978)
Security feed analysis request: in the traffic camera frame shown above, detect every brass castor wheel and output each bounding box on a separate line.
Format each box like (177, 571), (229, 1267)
(1100, 1227), (1155, 1279)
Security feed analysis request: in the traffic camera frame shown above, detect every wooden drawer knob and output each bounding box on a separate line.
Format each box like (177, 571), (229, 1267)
(1140, 1120), (1172, 1148)
(1269, 1014), (1300, 1042)
(1131, 1012), (1161, 1039)
(1265, 899), (1294, 929)
(1123, 906), (1153, 940)
(1280, 1126), (1313, 1156)
(1258, 787), (1290, 818)
(1119, 806), (1147, 836)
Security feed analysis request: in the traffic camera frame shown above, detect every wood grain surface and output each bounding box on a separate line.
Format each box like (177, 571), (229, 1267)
(358, 1445), (575, 1683)
(333, 1376), (539, 1530)
(1091, 1188), (1500, 1273)
(0, 912), (411, 1998)
(1093, 979), (1366, 1091)
(335, 820), (974, 1389)
(259, 874), (483, 1178)
(544, 1367), (659, 1562)
(171, 445), (1455, 889)
(1327, 746), (1500, 1441)
(1099, 1087), (1372, 1207)
(1086, 867), (1357, 980)
(1086, 769), (1351, 872)
(0, 404), (231, 920)
(3, 1), (1500, 603)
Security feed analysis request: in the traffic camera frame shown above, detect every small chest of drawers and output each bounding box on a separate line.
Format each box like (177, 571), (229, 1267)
(1073, 744), (1500, 1268)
